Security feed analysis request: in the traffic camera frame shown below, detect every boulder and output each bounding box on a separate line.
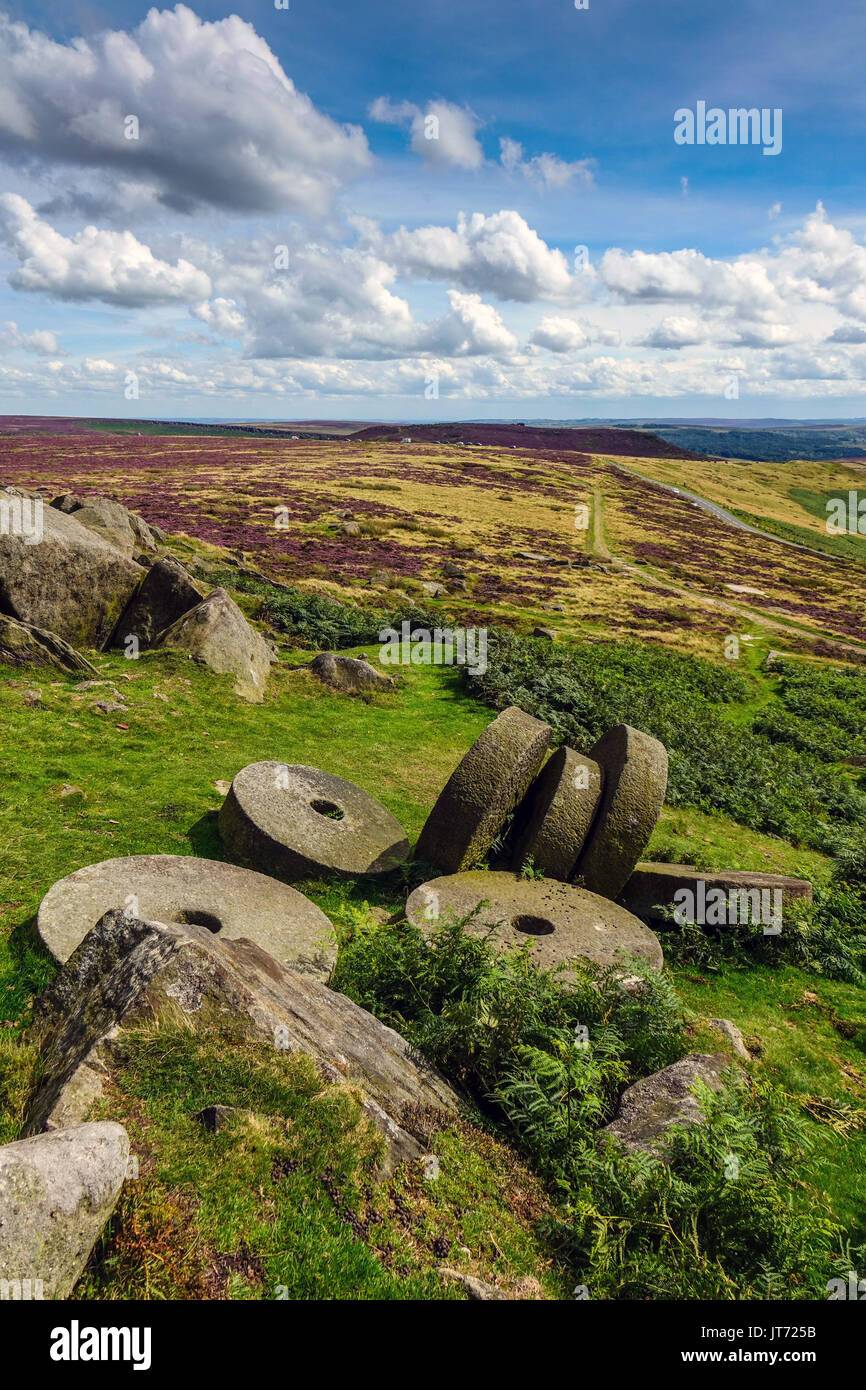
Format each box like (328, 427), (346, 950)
(111, 555), (203, 650)
(707, 1018), (751, 1060)
(572, 725), (668, 899)
(618, 863), (812, 924)
(219, 762), (410, 880)
(599, 1053), (733, 1158)
(0, 1123), (129, 1299)
(51, 493), (157, 557)
(152, 588), (273, 702)
(26, 911), (462, 1168)
(0, 504), (144, 650)
(306, 652), (395, 694)
(442, 560), (467, 579)
(405, 871), (663, 977)
(414, 707), (551, 873)
(532, 626), (557, 641)
(36, 852), (336, 975)
(0, 614), (98, 674)
(511, 747), (603, 880)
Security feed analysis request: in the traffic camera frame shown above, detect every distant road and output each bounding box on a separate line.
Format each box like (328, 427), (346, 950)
(608, 461), (848, 565)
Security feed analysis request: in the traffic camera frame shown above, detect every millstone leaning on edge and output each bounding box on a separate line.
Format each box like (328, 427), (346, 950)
(414, 706), (551, 873)
(510, 745), (603, 880)
(572, 724), (669, 899)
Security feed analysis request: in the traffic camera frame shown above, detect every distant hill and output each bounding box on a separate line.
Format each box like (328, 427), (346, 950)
(608, 422), (866, 463)
(349, 421), (701, 458)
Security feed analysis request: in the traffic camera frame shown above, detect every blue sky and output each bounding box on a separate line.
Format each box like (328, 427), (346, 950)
(0, 0), (864, 418)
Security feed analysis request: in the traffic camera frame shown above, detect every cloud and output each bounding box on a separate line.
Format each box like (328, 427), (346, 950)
(0, 318), (62, 354)
(529, 315), (588, 351)
(0, 6), (371, 216)
(601, 245), (782, 320)
(499, 137), (595, 190)
(641, 315), (710, 349)
(370, 97), (483, 170)
(0, 194), (211, 305)
(355, 210), (575, 302)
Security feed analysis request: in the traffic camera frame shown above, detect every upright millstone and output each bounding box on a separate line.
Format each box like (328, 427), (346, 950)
(414, 706), (551, 873)
(510, 746), (603, 880)
(572, 724), (668, 899)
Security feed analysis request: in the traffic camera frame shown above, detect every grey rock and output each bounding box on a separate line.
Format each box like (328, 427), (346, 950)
(439, 1268), (507, 1300)
(599, 1053), (733, 1157)
(532, 626), (557, 641)
(306, 652), (395, 694)
(0, 504), (144, 650)
(618, 862), (812, 924)
(112, 555), (203, 650)
(219, 761), (410, 880)
(153, 588), (273, 702)
(36, 852), (336, 974)
(707, 1018), (751, 1060)
(0, 1122), (129, 1299)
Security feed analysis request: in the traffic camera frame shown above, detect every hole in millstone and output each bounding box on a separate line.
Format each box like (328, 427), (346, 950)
(512, 914), (555, 936)
(174, 909), (223, 934)
(310, 799), (345, 821)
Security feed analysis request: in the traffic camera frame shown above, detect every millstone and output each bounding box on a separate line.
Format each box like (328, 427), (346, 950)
(618, 862), (813, 924)
(414, 707), (551, 873)
(510, 746), (603, 880)
(405, 871), (663, 976)
(218, 762), (409, 879)
(572, 725), (668, 899)
(36, 853), (336, 977)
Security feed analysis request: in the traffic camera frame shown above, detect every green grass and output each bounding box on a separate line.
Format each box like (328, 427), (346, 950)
(733, 499), (866, 565)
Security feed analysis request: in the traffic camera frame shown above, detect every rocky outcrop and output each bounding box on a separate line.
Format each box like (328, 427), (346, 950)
(51, 493), (158, 558)
(26, 911), (462, 1169)
(0, 503), (144, 651)
(0, 1122), (129, 1298)
(152, 588), (273, 702)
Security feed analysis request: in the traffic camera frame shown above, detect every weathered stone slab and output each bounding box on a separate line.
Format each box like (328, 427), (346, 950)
(153, 587), (273, 701)
(405, 870), (663, 977)
(511, 747), (603, 880)
(572, 725), (668, 898)
(27, 911), (461, 1168)
(415, 707), (551, 873)
(0, 1122), (129, 1298)
(618, 862), (812, 925)
(36, 853), (336, 976)
(598, 1053), (733, 1158)
(219, 762), (409, 879)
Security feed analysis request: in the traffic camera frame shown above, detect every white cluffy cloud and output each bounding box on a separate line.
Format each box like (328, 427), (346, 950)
(0, 6), (371, 216)
(355, 210), (576, 302)
(0, 319), (62, 354)
(0, 194), (212, 305)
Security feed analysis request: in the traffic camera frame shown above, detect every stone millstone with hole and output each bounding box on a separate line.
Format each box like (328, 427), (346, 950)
(510, 746), (603, 880)
(414, 706), (551, 873)
(572, 724), (668, 899)
(218, 761), (410, 880)
(405, 871), (663, 978)
(36, 853), (336, 978)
